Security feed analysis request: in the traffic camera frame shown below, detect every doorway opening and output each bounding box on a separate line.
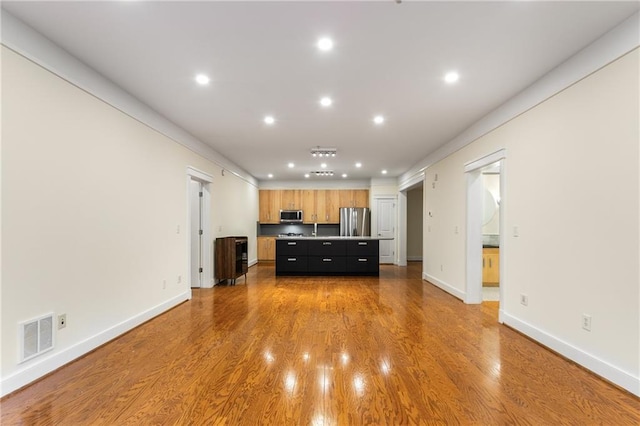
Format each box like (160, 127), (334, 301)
(406, 184), (424, 263)
(187, 167), (213, 289)
(464, 150), (505, 323)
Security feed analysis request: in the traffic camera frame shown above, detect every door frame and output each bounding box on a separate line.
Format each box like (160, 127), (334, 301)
(464, 150), (506, 322)
(187, 167), (214, 289)
(372, 195), (397, 264)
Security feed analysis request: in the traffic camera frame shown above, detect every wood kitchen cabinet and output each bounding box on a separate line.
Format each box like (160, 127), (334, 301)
(280, 190), (302, 210)
(302, 190), (318, 223)
(482, 247), (500, 286)
(257, 236), (276, 261)
(339, 189), (369, 208)
(259, 190), (281, 224)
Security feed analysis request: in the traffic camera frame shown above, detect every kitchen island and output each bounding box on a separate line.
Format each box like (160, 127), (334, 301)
(275, 236), (390, 276)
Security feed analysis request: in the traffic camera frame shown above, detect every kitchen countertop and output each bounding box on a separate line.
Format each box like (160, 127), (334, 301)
(275, 236), (394, 240)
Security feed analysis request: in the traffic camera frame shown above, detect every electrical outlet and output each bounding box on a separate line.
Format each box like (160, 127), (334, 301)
(513, 226), (520, 237)
(440, 264), (443, 272)
(177, 225), (180, 234)
(163, 279), (167, 289)
(520, 294), (528, 306)
(582, 314), (592, 331)
(177, 275), (182, 284)
(58, 314), (67, 329)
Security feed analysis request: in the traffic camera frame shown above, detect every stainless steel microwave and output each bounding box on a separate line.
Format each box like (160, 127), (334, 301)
(280, 210), (303, 223)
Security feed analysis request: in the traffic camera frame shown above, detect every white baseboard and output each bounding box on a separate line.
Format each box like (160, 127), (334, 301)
(0, 291), (190, 398)
(248, 258), (258, 267)
(423, 273), (465, 301)
(502, 312), (640, 397)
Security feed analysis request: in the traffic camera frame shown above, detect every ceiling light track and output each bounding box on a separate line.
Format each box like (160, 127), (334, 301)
(311, 146), (337, 157)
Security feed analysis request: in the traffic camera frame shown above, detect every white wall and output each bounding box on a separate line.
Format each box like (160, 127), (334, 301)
(423, 48), (639, 395)
(1, 46), (258, 395)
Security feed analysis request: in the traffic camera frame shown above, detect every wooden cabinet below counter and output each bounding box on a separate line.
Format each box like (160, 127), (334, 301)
(257, 237), (276, 261)
(482, 247), (500, 286)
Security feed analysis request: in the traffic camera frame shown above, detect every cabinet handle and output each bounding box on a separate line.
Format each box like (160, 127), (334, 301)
(287, 258), (297, 262)
(323, 258), (332, 262)
(358, 258), (367, 262)
(489, 258), (492, 268)
(358, 242), (367, 246)
(287, 242), (297, 245)
(326, 215), (329, 221)
(483, 258), (485, 268)
(322, 242), (332, 245)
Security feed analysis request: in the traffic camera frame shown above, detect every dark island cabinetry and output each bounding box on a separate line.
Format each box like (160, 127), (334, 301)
(276, 239), (379, 276)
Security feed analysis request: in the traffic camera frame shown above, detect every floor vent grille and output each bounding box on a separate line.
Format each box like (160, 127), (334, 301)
(20, 313), (54, 363)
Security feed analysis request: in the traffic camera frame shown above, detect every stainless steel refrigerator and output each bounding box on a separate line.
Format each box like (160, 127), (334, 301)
(339, 207), (371, 236)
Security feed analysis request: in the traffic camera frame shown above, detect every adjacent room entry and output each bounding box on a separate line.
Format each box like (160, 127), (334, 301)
(375, 197), (396, 264)
(190, 180), (204, 288)
(187, 167), (213, 289)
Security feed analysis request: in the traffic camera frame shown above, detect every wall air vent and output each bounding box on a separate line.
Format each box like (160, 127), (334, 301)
(19, 313), (55, 363)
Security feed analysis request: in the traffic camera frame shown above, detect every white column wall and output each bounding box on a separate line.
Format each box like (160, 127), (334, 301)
(423, 49), (639, 394)
(1, 47), (258, 395)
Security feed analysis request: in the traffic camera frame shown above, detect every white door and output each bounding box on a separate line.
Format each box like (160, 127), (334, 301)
(189, 180), (203, 288)
(376, 198), (396, 264)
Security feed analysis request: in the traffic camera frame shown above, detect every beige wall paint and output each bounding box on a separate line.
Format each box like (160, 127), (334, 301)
(1, 47), (258, 388)
(406, 187), (423, 260)
(424, 48), (639, 382)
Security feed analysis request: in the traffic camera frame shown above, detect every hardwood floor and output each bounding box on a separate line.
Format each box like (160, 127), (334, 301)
(2, 262), (639, 425)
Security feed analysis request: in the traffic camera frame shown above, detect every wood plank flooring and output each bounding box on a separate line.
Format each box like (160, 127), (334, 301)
(2, 262), (639, 425)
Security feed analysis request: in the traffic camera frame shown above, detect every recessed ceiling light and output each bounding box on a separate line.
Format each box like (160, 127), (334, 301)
(320, 163), (327, 169)
(444, 71), (459, 84)
(373, 115), (385, 125)
(264, 116), (275, 125)
(304, 173), (310, 178)
(268, 173), (273, 178)
(195, 74), (210, 85)
(288, 162), (295, 168)
(317, 37), (334, 51)
(381, 169), (388, 174)
(342, 173), (348, 178)
(320, 97), (333, 107)
(355, 162), (362, 168)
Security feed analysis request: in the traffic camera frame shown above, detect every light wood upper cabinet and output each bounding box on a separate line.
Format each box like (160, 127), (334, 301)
(339, 190), (369, 208)
(280, 190), (302, 210)
(259, 190), (281, 224)
(258, 189), (367, 223)
(302, 190), (317, 223)
(323, 190), (340, 223)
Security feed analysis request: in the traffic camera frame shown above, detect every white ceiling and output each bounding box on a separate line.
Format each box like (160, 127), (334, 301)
(3, 1), (638, 182)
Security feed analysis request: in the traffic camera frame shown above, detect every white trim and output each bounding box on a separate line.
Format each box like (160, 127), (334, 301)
(1, 11), (257, 188)
(186, 166), (213, 184)
(1, 291), (190, 397)
(464, 149), (507, 173)
(399, 12), (640, 184)
(398, 171), (425, 192)
(502, 312), (640, 397)
(423, 273), (465, 301)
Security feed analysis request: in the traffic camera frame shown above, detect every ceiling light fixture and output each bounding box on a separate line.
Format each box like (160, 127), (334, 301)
(268, 173), (274, 178)
(444, 71), (459, 84)
(264, 115), (275, 125)
(320, 97), (333, 107)
(320, 163), (327, 169)
(342, 173), (348, 178)
(288, 162), (295, 168)
(317, 37), (334, 51)
(304, 174), (310, 178)
(311, 146), (337, 157)
(355, 162), (362, 168)
(373, 115), (385, 125)
(195, 74), (210, 85)
(381, 170), (388, 175)
(310, 170), (334, 177)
